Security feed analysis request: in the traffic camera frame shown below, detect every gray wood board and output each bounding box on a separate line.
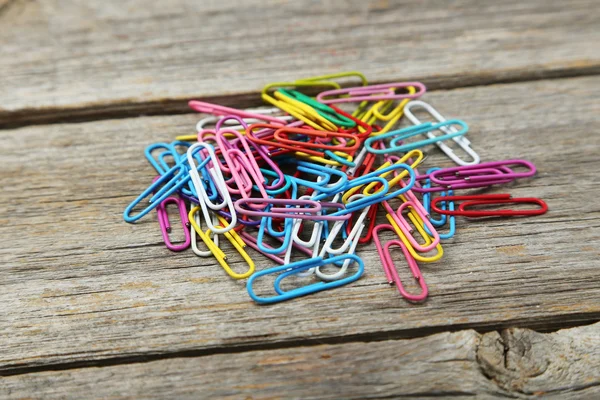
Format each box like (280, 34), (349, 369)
(1, 0), (599, 126)
(3, 322), (599, 399)
(1, 76), (599, 373)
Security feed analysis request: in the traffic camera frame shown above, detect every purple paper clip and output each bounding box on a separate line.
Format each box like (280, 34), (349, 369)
(430, 159), (536, 185)
(413, 160), (537, 193)
(235, 198), (352, 221)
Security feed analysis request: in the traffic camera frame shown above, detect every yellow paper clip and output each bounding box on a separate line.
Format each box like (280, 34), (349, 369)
(262, 81), (337, 131)
(189, 207), (255, 279)
(294, 71), (368, 88)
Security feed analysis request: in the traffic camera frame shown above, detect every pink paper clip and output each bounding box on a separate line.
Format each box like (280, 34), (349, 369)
(156, 196), (191, 252)
(382, 200), (440, 252)
(212, 115), (287, 192)
(213, 126), (270, 204)
(374, 224), (428, 302)
(189, 101), (287, 125)
(316, 82), (426, 104)
(395, 201), (440, 252)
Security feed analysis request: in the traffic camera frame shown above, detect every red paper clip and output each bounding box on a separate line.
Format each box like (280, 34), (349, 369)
(430, 194), (548, 217)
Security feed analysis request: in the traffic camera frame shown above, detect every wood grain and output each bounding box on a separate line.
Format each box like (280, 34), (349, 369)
(3, 322), (599, 399)
(1, 0), (599, 127)
(1, 76), (599, 374)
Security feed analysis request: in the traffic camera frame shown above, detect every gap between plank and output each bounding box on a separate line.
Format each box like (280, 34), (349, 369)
(1, 311), (598, 377)
(1, 64), (599, 130)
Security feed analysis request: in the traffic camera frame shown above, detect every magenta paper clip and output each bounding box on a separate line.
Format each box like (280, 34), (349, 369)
(412, 160), (536, 193)
(189, 101), (287, 125)
(430, 160), (536, 186)
(316, 82), (426, 104)
(156, 196), (191, 252)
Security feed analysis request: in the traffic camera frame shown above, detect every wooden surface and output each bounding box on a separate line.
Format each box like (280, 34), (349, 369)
(1, 0), (599, 127)
(1, 0), (599, 398)
(3, 322), (599, 399)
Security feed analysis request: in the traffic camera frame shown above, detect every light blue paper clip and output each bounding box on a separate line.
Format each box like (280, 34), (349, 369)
(364, 120), (468, 154)
(246, 255), (364, 304)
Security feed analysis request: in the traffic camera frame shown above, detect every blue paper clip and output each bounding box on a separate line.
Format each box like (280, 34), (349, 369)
(364, 120), (468, 154)
(145, 143), (176, 175)
(246, 255), (364, 304)
(256, 217), (293, 255)
(148, 141), (205, 201)
(312, 163), (416, 215)
(291, 161), (348, 194)
(124, 145), (213, 223)
(422, 168), (456, 239)
(324, 150), (356, 167)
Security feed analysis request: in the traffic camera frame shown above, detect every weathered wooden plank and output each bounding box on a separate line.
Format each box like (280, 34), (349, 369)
(1, 0), (599, 126)
(477, 322), (600, 397)
(1, 76), (599, 373)
(3, 323), (599, 399)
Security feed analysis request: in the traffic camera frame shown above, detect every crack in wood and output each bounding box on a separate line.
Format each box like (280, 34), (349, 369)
(1, 66), (599, 130)
(1, 317), (598, 378)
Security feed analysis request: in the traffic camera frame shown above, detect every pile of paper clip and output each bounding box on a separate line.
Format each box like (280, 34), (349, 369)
(123, 72), (548, 305)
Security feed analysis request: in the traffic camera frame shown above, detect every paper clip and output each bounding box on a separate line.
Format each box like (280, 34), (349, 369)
(188, 208), (254, 279)
(404, 101), (480, 166)
(316, 82), (426, 104)
(383, 200), (440, 253)
(345, 203), (378, 244)
(356, 87), (417, 135)
(188, 101), (287, 125)
(340, 150), (422, 206)
(235, 198), (352, 221)
(246, 255), (364, 304)
(186, 142), (237, 233)
(420, 167), (456, 239)
(145, 142), (180, 175)
(277, 89), (357, 128)
(315, 195), (368, 281)
(262, 81), (341, 131)
(192, 107), (293, 135)
(429, 160), (536, 186)
(286, 214), (323, 268)
(238, 231), (287, 264)
(364, 120), (469, 154)
(190, 208), (220, 257)
(413, 160), (537, 193)
(385, 212), (444, 263)
(295, 71), (368, 88)
(156, 196), (191, 252)
(291, 161), (349, 194)
(124, 145), (213, 223)
(373, 224), (428, 302)
(431, 194), (548, 217)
